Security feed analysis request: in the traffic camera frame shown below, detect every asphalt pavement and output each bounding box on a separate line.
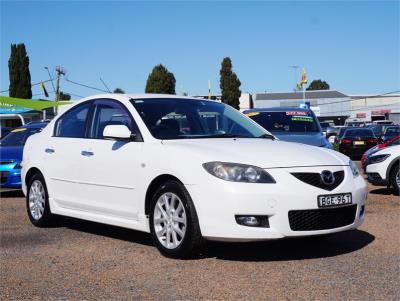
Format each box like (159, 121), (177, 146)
(1, 164), (399, 300)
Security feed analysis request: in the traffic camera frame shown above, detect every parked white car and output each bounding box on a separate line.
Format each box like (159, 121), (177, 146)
(22, 94), (368, 258)
(366, 145), (400, 195)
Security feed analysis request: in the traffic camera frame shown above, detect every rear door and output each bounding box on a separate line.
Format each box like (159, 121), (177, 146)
(44, 101), (93, 208)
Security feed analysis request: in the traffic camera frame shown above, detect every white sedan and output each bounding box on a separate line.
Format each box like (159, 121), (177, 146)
(366, 144), (399, 195)
(22, 94), (368, 258)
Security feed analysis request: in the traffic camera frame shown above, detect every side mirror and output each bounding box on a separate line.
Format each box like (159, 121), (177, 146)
(103, 124), (135, 141)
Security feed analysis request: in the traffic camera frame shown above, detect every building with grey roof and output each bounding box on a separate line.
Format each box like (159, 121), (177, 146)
(253, 90), (352, 124)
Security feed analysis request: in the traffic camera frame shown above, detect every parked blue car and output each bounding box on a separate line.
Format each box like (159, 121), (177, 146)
(244, 107), (332, 149)
(0, 122), (48, 189)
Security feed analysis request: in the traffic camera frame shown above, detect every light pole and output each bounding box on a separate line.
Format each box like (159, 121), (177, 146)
(44, 67), (56, 95)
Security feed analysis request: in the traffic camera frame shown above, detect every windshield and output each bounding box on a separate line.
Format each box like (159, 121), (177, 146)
(344, 129), (375, 137)
(0, 127), (42, 146)
(346, 122), (365, 127)
(246, 111), (320, 133)
(369, 125), (383, 136)
(131, 98), (268, 140)
(385, 127), (400, 134)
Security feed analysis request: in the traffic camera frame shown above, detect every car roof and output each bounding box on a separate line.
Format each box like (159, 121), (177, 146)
(243, 107), (311, 113)
(81, 93), (213, 102)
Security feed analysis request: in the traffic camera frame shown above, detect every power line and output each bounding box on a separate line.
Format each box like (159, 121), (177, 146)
(0, 79), (53, 94)
(322, 102), (399, 116)
(309, 90), (400, 106)
(64, 78), (109, 93)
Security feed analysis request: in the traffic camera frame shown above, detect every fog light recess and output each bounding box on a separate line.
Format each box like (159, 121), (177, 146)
(359, 205), (365, 218)
(235, 215), (270, 228)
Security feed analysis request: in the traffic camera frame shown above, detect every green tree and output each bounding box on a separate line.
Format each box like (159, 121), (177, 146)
(219, 57), (241, 110)
(306, 79), (330, 91)
(8, 43), (32, 99)
(145, 64), (176, 94)
(113, 88), (125, 94)
(59, 92), (71, 101)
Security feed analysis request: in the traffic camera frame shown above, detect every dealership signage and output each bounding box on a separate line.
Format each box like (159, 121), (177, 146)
(372, 109), (391, 115)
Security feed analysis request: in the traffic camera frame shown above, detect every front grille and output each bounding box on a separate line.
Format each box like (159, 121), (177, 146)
(0, 171), (9, 184)
(291, 170), (344, 191)
(288, 205), (357, 231)
(0, 161), (13, 165)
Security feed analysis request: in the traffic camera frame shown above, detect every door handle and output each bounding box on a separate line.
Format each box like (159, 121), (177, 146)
(45, 148), (55, 154)
(81, 150), (94, 157)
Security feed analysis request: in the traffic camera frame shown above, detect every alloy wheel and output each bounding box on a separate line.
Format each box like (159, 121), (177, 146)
(153, 192), (187, 249)
(29, 180), (45, 220)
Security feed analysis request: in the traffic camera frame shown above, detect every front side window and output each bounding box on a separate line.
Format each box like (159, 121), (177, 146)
(89, 101), (133, 139)
(131, 98), (267, 140)
(55, 102), (91, 138)
(247, 111), (320, 133)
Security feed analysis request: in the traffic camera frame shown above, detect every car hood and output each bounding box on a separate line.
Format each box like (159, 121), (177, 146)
(161, 138), (349, 168)
(271, 132), (326, 147)
(0, 146), (23, 162)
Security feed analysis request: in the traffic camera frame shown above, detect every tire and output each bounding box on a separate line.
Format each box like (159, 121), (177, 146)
(389, 163), (399, 196)
(149, 180), (203, 258)
(26, 172), (55, 227)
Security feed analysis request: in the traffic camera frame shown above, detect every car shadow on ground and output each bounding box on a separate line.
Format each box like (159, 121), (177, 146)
(202, 230), (375, 262)
(58, 217), (374, 261)
(0, 189), (24, 198)
(59, 217), (154, 246)
(369, 187), (397, 196)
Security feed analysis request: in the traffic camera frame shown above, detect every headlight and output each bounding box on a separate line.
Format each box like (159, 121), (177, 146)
(349, 160), (360, 178)
(203, 162), (276, 183)
(369, 154), (390, 164)
(13, 162), (22, 169)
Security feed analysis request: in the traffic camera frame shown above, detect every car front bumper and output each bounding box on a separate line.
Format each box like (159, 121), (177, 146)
(186, 165), (368, 242)
(366, 163), (388, 186)
(0, 167), (22, 189)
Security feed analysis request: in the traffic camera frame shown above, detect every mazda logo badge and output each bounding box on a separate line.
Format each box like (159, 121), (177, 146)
(320, 170), (335, 185)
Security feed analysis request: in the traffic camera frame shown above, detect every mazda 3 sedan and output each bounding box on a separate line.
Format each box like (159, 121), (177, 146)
(22, 94), (368, 258)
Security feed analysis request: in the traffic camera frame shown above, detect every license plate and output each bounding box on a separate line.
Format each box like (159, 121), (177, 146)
(354, 141), (365, 145)
(318, 193), (352, 208)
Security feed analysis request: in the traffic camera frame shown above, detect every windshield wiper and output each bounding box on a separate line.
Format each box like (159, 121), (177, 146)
(258, 133), (275, 140)
(201, 133), (252, 138)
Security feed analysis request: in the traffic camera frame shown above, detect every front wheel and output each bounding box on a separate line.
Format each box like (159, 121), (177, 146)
(389, 163), (399, 196)
(26, 173), (55, 227)
(149, 181), (203, 258)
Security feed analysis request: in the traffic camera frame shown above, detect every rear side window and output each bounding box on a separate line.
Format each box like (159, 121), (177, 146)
(55, 102), (91, 138)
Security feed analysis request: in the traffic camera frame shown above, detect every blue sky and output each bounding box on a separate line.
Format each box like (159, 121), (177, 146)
(1, 0), (399, 99)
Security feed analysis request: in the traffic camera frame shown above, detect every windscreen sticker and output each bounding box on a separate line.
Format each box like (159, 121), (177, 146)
(245, 112), (260, 117)
(11, 128), (27, 133)
(291, 116), (313, 122)
(286, 111), (309, 116)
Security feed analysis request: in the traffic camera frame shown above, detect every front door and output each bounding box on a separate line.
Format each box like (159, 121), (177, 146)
(73, 99), (144, 221)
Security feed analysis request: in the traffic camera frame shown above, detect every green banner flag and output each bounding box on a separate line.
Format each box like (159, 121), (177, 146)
(0, 96), (72, 111)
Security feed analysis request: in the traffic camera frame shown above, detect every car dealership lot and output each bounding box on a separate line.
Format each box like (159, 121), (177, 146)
(1, 165), (399, 300)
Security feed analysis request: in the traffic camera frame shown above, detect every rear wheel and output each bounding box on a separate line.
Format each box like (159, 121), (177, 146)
(26, 173), (55, 226)
(149, 180), (203, 258)
(389, 163), (399, 195)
